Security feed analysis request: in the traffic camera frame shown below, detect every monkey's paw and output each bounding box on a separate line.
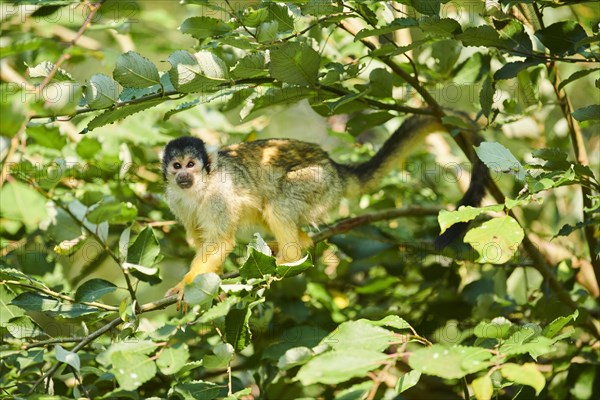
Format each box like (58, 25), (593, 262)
(165, 284), (187, 312)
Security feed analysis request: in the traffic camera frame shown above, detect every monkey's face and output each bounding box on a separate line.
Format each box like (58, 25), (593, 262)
(162, 137), (210, 190)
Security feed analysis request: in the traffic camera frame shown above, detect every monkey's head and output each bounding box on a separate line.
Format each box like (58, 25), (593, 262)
(162, 137), (210, 189)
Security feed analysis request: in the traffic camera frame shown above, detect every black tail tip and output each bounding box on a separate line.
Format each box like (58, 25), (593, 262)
(434, 222), (470, 251)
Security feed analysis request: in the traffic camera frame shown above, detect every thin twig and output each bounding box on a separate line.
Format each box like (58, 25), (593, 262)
(36, 0), (107, 93)
(1, 280), (119, 312)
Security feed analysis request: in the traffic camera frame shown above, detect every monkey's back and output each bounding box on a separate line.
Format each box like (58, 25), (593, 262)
(217, 139), (346, 226)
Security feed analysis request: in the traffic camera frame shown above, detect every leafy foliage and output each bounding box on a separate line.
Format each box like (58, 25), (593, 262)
(1, 1), (598, 399)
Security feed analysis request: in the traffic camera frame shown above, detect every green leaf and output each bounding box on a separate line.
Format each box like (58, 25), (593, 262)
(75, 279), (117, 303)
(480, 76), (495, 117)
(55, 344), (80, 372)
(97, 340), (159, 367)
(76, 136), (102, 159)
(26, 125), (67, 150)
(572, 105), (600, 122)
(409, 345), (492, 379)
(269, 42), (321, 87)
(419, 17), (461, 37)
(543, 310), (579, 339)
(157, 343), (189, 375)
(474, 317), (512, 339)
(457, 26), (510, 50)
(475, 142), (526, 180)
(171, 381), (228, 400)
(0, 285), (25, 327)
(84, 98), (167, 132)
(535, 21), (588, 55)
(267, 3), (294, 31)
(472, 375), (493, 400)
(368, 315), (412, 331)
(438, 205), (504, 234)
(322, 320), (395, 352)
(240, 236), (277, 279)
(412, 0), (440, 16)
(127, 226), (160, 267)
(167, 50), (228, 93)
(225, 307), (252, 352)
(203, 342), (234, 369)
(197, 296), (239, 324)
(28, 61), (73, 81)
(184, 272), (221, 307)
(395, 370), (421, 394)
(257, 20), (279, 43)
(355, 18), (418, 40)
(113, 51), (160, 88)
(180, 16), (232, 40)
(494, 58), (543, 80)
(111, 351), (157, 391)
(0, 83), (27, 137)
(85, 74), (120, 109)
(87, 201), (137, 224)
(276, 253), (313, 278)
(464, 216), (524, 264)
(0, 181), (48, 232)
(558, 68), (600, 92)
(346, 112), (394, 136)
(501, 363), (545, 395)
(296, 349), (388, 385)
(10, 292), (59, 312)
(247, 87), (314, 115)
(232, 53), (268, 79)
(277, 346), (313, 370)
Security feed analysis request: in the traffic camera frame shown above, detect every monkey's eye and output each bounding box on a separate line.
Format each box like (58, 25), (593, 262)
(173, 162), (181, 169)
(186, 161), (195, 168)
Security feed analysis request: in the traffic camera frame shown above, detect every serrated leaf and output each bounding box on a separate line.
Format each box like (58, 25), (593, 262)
(184, 273), (221, 307)
(11, 292), (60, 312)
(55, 344), (80, 372)
(472, 375), (493, 400)
(474, 317), (512, 339)
(558, 68), (600, 92)
(419, 17), (461, 37)
(355, 18), (418, 40)
(276, 253), (313, 278)
(480, 76), (495, 117)
(97, 340), (159, 367)
(413, 0), (440, 15)
(457, 26), (510, 50)
(269, 42), (320, 86)
(203, 342), (234, 369)
(535, 21), (587, 55)
(198, 296), (239, 323)
(87, 201), (137, 224)
(171, 381), (228, 400)
(501, 363), (545, 395)
(111, 351), (157, 391)
(84, 98), (167, 132)
(322, 320), (395, 352)
(572, 105), (600, 122)
(542, 310), (578, 339)
(163, 99), (200, 121)
(257, 20), (279, 43)
(438, 204), (504, 234)
(475, 142), (526, 180)
(267, 3), (294, 31)
(368, 315), (412, 331)
(277, 346), (312, 370)
(409, 345), (492, 379)
(232, 53), (267, 79)
(494, 58), (543, 80)
(85, 74), (120, 109)
(0, 285), (25, 327)
(157, 343), (189, 375)
(296, 349), (388, 385)
(75, 279), (117, 302)
(225, 307), (252, 352)
(240, 246), (277, 280)
(464, 216), (524, 264)
(396, 370), (421, 394)
(180, 16), (232, 40)
(28, 61), (73, 81)
(127, 226), (160, 267)
(113, 51), (160, 88)
(167, 50), (228, 93)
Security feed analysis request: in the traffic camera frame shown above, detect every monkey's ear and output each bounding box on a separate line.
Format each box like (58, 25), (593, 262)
(204, 152), (216, 174)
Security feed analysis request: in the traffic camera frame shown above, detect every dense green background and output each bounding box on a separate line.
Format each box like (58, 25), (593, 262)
(1, 1), (598, 399)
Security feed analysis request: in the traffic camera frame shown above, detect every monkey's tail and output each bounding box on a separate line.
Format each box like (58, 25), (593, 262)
(338, 115), (489, 249)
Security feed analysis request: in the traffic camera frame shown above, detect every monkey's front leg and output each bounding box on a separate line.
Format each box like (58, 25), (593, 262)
(166, 237), (235, 310)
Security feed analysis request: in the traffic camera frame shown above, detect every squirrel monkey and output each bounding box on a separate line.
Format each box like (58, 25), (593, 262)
(162, 116), (487, 303)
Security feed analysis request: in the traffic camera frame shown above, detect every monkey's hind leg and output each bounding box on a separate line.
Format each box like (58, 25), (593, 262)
(264, 207), (312, 264)
(166, 236), (235, 309)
